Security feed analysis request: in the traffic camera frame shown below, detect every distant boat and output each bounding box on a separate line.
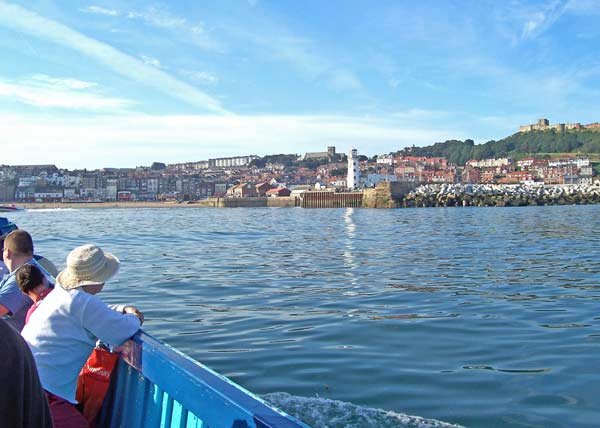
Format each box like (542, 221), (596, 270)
(0, 205), (22, 212)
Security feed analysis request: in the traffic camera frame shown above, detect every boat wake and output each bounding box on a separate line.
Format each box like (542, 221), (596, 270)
(26, 208), (80, 212)
(263, 392), (464, 428)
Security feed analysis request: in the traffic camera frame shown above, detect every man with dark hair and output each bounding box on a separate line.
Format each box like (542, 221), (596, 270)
(0, 230), (54, 330)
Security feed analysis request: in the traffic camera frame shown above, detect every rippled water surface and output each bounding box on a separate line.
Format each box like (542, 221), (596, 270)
(10, 205), (600, 428)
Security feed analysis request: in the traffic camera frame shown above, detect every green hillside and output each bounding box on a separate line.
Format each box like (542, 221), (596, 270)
(397, 130), (600, 165)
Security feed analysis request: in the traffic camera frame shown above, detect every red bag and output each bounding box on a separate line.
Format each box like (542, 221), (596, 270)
(75, 347), (120, 427)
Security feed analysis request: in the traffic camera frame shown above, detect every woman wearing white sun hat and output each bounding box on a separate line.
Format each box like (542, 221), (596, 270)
(22, 244), (144, 428)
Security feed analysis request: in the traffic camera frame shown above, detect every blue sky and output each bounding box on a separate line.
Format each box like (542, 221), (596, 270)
(1, 0), (599, 169)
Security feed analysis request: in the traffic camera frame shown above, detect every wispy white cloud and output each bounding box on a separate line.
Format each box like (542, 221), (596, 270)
(493, 0), (569, 42)
(0, 112), (464, 169)
(83, 3), (359, 92)
(140, 55), (165, 69)
(263, 35), (326, 77)
(126, 6), (222, 52)
(327, 69), (362, 91)
(490, 1), (569, 44)
(0, 74), (132, 110)
(29, 74), (97, 90)
(521, 1), (568, 40)
(369, 54), (436, 92)
(390, 109), (451, 121)
(79, 5), (118, 16)
(180, 70), (219, 85)
(229, 27), (362, 92)
(127, 7), (186, 29)
(0, 2), (227, 114)
(565, 0), (600, 14)
(447, 54), (590, 111)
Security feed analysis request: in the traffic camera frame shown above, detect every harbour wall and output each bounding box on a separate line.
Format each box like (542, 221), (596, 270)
(200, 197), (297, 208)
(199, 192), (364, 208)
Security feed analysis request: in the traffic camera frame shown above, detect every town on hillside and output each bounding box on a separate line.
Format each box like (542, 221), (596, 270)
(0, 141), (598, 203)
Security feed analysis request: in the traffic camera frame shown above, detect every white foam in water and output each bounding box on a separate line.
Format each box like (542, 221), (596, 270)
(263, 392), (464, 428)
(25, 208), (79, 212)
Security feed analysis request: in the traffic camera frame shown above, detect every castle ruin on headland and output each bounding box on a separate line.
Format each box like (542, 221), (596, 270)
(519, 118), (600, 133)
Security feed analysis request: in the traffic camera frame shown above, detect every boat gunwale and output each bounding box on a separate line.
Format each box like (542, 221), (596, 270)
(114, 330), (310, 428)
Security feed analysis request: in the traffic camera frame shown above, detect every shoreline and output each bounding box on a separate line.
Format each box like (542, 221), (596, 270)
(12, 197), (296, 210)
(12, 201), (212, 210)
(6, 183), (600, 210)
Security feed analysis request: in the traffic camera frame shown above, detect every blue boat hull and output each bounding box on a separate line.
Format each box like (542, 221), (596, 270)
(97, 331), (310, 428)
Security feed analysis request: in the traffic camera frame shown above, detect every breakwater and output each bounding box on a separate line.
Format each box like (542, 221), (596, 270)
(200, 197), (297, 208)
(400, 183), (600, 207)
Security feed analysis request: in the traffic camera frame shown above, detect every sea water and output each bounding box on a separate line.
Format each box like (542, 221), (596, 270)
(9, 205), (600, 428)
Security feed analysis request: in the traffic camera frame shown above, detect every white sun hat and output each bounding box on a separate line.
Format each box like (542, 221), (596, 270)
(57, 244), (120, 290)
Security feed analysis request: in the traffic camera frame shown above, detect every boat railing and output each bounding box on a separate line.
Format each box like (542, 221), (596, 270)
(97, 330), (310, 428)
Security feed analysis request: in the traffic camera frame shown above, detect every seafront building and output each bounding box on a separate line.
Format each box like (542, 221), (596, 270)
(208, 155), (259, 168)
(0, 146), (596, 202)
(466, 158), (512, 168)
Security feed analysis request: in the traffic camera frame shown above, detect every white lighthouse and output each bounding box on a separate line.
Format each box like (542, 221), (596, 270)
(347, 148), (359, 190)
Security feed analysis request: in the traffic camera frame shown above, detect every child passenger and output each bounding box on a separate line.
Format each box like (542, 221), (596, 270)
(16, 264), (51, 325)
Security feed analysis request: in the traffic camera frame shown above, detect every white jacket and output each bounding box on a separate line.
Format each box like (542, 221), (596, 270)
(22, 284), (140, 402)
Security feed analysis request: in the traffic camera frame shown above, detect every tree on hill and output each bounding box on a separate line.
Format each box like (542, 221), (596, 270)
(150, 162), (167, 170)
(298, 158), (328, 169)
(397, 139), (475, 165)
(250, 154), (298, 168)
(330, 167), (347, 176)
(398, 130), (600, 164)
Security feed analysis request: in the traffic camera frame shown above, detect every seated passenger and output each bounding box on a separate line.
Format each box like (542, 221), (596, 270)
(0, 319), (53, 428)
(0, 217), (58, 280)
(0, 230), (55, 331)
(22, 244), (144, 428)
(34, 254), (59, 278)
(0, 217), (18, 281)
(16, 264), (51, 325)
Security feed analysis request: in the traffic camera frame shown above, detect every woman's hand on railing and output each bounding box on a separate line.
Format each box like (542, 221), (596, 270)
(123, 306), (144, 325)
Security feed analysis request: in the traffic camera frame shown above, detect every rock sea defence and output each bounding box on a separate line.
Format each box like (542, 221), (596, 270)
(400, 183), (600, 208)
